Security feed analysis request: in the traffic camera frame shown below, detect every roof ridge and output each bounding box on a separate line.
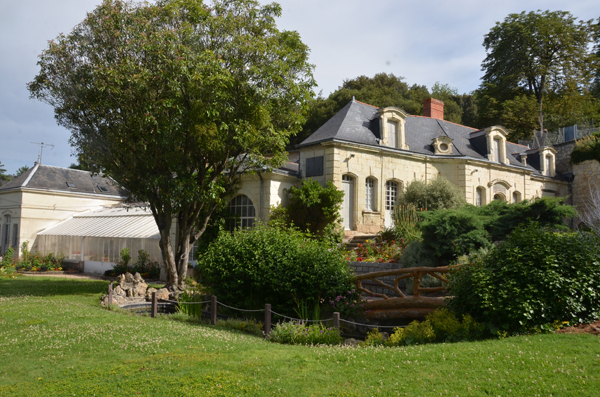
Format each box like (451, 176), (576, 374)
(354, 100), (379, 109)
(507, 141), (529, 148)
(22, 163), (39, 187)
(409, 115), (479, 131)
(40, 164), (95, 174)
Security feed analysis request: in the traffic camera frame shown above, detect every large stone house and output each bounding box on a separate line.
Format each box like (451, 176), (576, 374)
(1, 98), (574, 269)
(237, 98), (569, 233)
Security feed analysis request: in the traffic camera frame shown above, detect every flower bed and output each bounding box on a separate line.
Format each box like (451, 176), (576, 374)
(345, 236), (407, 263)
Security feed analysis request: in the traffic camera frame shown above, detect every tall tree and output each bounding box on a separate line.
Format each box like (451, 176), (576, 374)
(28, 0), (314, 287)
(0, 162), (10, 185)
(481, 10), (598, 141)
(15, 166), (30, 177)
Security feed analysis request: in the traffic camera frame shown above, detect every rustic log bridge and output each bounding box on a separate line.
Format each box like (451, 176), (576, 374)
(355, 266), (451, 320)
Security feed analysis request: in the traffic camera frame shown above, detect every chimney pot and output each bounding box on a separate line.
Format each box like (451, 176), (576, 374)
(423, 98), (444, 120)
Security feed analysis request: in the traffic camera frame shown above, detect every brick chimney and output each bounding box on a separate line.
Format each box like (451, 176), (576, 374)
(423, 98), (444, 120)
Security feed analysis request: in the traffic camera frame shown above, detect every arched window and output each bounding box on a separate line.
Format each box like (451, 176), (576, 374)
(365, 178), (375, 211)
(512, 191), (521, 203)
(476, 187), (485, 207)
(2, 215), (11, 253)
(228, 195), (256, 230)
(12, 224), (18, 250)
(493, 193), (506, 202)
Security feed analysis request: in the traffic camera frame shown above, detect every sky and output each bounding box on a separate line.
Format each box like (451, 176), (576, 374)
(0, 0), (598, 174)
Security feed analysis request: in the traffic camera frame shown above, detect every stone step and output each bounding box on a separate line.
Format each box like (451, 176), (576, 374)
(343, 233), (378, 250)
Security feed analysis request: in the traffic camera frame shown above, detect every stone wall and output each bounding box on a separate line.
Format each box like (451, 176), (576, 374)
(572, 159), (600, 219)
(553, 140), (577, 175)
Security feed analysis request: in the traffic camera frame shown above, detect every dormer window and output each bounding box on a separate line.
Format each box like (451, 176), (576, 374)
(493, 138), (501, 162)
(539, 147), (557, 177)
(97, 185), (109, 192)
(379, 107), (409, 150)
(66, 181), (75, 188)
(387, 120), (398, 148)
(484, 126), (509, 165)
(432, 136), (453, 155)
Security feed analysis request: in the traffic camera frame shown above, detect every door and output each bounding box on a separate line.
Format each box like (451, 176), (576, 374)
(385, 181), (398, 228)
(342, 175), (354, 230)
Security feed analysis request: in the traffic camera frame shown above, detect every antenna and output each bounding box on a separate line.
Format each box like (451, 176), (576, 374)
(30, 142), (55, 164)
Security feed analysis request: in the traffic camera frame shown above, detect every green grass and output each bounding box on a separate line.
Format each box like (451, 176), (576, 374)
(1, 277), (600, 396)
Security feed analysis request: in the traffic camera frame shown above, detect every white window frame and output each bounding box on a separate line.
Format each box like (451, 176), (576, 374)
(228, 195), (256, 230)
(365, 178), (375, 211)
(385, 181), (398, 211)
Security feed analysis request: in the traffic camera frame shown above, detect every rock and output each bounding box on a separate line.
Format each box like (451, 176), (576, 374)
(343, 338), (360, 347)
(156, 288), (170, 300)
(116, 272), (148, 298)
(381, 332), (389, 340)
(114, 285), (125, 297)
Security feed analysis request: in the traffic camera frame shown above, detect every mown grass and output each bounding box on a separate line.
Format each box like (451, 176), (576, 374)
(1, 277), (599, 396)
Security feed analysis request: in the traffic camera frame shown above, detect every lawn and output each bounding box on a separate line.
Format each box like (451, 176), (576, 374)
(1, 277), (599, 396)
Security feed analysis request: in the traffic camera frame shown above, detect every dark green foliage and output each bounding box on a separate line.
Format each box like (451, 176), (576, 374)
(397, 176), (466, 211)
(418, 197), (576, 266)
(478, 10), (599, 141)
(272, 179), (344, 243)
(419, 207), (491, 265)
(0, 162), (11, 185)
(196, 223), (353, 316)
(448, 225), (600, 335)
(104, 249), (160, 279)
(571, 132), (600, 165)
(398, 241), (439, 268)
(481, 198), (577, 241)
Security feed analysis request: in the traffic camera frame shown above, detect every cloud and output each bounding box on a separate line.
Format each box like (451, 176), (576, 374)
(0, 0), (597, 173)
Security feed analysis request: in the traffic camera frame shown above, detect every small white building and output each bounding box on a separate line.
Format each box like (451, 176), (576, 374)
(0, 164), (126, 257)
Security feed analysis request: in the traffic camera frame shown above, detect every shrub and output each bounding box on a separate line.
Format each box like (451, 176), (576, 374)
(419, 207), (491, 266)
(396, 175), (466, 211)
(197, 223), (353, 316)
(386, 308), (483, 346)
(326, 288), (366, 319)
(271, 179), (344, 243)
(448, 224), (600, 335)
(268, 321), (342, 345)
(217, 318), (264, 337)
(362, 328), (387, 347)
(481, 197), (576, 241)
(570, 132), (600, 165)
(390, 203), (423, 244)
(1, 247), (14, 266)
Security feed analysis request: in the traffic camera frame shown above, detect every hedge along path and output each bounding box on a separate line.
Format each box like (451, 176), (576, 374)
(1, 277), (600, 396)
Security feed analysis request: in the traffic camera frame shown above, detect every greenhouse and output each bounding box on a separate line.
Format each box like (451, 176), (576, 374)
(33, 206), (162, 275)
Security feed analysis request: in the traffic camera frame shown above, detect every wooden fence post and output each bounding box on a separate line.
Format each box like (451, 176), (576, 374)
(151, 292), (157, 318)
(333, 312), (340, 330)
(413, 270), (421, 298)
(108, 281), (113, 306)
(264, 304), (271, 337)
(211, 295), (217, 325)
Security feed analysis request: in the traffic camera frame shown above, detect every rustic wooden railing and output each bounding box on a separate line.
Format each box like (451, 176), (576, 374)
(355, 266), (451, 320)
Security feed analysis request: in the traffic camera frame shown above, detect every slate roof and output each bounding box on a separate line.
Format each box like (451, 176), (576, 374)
(298, 99), (551, 176)
(0, 164), (127, 197)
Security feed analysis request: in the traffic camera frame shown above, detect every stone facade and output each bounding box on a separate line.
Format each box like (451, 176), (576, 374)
(572, 160), (600, 219)
(298, 141), (568, 233)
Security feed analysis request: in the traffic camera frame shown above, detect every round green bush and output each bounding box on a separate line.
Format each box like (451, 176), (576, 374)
(448, 224), (600, 335)
(196, 223), (353, 315)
